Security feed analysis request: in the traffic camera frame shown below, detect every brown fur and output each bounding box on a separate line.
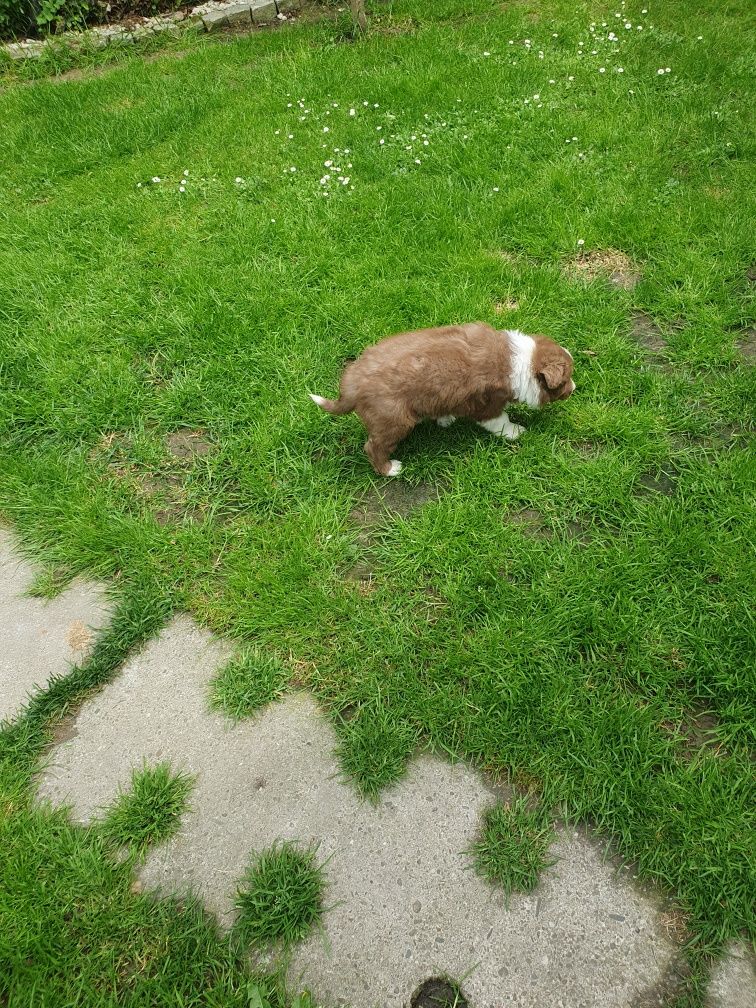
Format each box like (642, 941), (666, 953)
(312, 322), (574, 475)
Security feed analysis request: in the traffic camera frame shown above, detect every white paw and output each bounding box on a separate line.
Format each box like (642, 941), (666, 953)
(436, 415), (456, 428)
(386, 460), (403, 476)
(504, 423), (525, 441)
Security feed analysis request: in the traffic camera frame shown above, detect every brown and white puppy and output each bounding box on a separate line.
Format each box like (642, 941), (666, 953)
(310, 322), (575, 476)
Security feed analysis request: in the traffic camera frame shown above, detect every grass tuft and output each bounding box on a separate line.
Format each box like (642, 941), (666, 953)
(471, 798), (556, 900)
(233, 843), (325, 950)
(100, 761), (193, 854)
(209, 647), (289, 720)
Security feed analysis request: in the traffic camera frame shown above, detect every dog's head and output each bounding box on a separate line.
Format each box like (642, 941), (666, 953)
(531, 336), (576, 404)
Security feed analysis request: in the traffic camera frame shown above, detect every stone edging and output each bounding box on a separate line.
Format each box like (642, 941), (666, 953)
(2, 0), (301, 61)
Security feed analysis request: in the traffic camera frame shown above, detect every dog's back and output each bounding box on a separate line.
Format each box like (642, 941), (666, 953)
(333, 322), (510, 418)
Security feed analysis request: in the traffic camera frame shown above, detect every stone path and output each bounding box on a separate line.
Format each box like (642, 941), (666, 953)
(0, 528), (112, 724)
(36, 616), (680, 1007)
(1, 527), (753, 1007)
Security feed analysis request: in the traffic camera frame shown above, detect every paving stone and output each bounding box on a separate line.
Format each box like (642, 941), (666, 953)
(39, 615), (680, 1008)
(251, 0), (276, 23)
(707, 943), (756, 1008)
(202, 7), (230, 30)
(0, 528), (112, 723)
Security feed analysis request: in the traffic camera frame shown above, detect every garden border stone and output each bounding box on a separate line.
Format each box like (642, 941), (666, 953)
(1, 0), (300, 60)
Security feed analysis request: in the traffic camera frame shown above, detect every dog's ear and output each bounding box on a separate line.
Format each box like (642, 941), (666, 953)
(538, 359), (568, 389)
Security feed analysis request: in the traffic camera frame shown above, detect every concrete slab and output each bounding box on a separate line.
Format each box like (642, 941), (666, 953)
(39, 614), (681, 1008)
(707, 943), (756, 1008)
(0, 528), (112, 723)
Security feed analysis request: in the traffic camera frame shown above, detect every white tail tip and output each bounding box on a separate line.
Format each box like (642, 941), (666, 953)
(309, 393), (327, 407)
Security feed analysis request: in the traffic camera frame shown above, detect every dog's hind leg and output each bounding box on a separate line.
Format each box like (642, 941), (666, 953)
(361, 411), (416, 477)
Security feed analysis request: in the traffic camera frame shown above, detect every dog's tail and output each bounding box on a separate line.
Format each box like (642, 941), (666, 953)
(309, 393), (354, 415)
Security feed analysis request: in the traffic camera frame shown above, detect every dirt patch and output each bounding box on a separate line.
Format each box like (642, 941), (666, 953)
(50, 713), (80, 747)
(734, 325), (756, 362)
(53, 65), (110, 82)
(166, 429), (213, 460)
(92, 430), (208, 524)
(631, 312), (667, 352)
(505, 508), (552, 538)
(746, 263), (756, 282)
(566, 249), (641, 290)
(636, 465), (679, 496)
(411, 978), (469, 1008)
(494, 298), (519, 314)
(343, 561), (377, 596)
(349, 480), (442, 539)
(661, 706), (726, 759)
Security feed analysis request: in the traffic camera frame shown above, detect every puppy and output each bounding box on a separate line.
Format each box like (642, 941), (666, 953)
(310, 322), (575, 476)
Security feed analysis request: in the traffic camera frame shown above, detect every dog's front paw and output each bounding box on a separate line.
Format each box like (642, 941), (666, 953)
(504, 423), (525, 441)
(436, 415), (456, 428)
(385, 460), (403, 476)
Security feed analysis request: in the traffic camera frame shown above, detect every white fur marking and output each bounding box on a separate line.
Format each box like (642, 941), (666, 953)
(478, 412), (525, 441)
(386, 460), (402, 476)
(436, 415), (456, 428)
(506, 330), (542, 408)
(309, 393), (327, 407)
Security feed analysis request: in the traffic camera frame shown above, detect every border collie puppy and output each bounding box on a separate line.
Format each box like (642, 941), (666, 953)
(310, 322), (575, 476)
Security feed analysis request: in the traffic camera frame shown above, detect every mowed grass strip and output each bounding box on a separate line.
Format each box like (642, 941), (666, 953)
(0, 3), (754, 1001)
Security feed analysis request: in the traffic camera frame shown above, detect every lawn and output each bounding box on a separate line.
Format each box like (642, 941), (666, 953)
(1, 0), (755, 1004)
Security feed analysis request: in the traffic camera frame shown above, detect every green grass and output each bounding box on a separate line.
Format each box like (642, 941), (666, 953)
(1, 0), (755, 1002)
(210, 647), (290, 719)
(233, 843), (325, 949)
(0, 595), (289, 1007)
(100, 761), (194, 854)
(471, 798), (556, 901)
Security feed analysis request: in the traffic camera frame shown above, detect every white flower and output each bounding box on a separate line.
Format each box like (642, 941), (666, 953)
(287, 134), (294, 140)
(533, 94), (540, 100)
(342, 177), (350, 184)
(179, 186), (186, 193)
(323, 127), (330, 132)
(641, 7), (647, 12)
(599, 67), (606, 73)
(617, 66), (624, 72)
(665, 67), (671, 72)
(577, 238), (585, 245)
(136, 182), (142, 188)
(423, 140), (429, 146)
(274, 129), (280, 135)
(289, 166), (297, 172)
(151, 177), (161, 183)
(493, 186), (499, 192)
(324, 160), (333, 167)
(657, 68), (664, 74)
(379, 138), (385, 145)
(235, 176), (243, 183)
(183, 169), (189, 176)
(483, 51), (491, 56)
(568, 75), (575, 80)
(349, 108), (355, 116)
(624, 22), (631, 28)
(270, 219), (275, 223)
(373, 103), (379, 108)
(414, 158), (421, 164)
(549, 79), (555, 84)
(572, 136), (578, 140)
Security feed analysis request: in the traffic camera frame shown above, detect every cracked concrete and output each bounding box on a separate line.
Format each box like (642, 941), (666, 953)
(0, 528), (112, 723)
(38, 615), (689, 1008)
(707, 943), (756, 1008)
